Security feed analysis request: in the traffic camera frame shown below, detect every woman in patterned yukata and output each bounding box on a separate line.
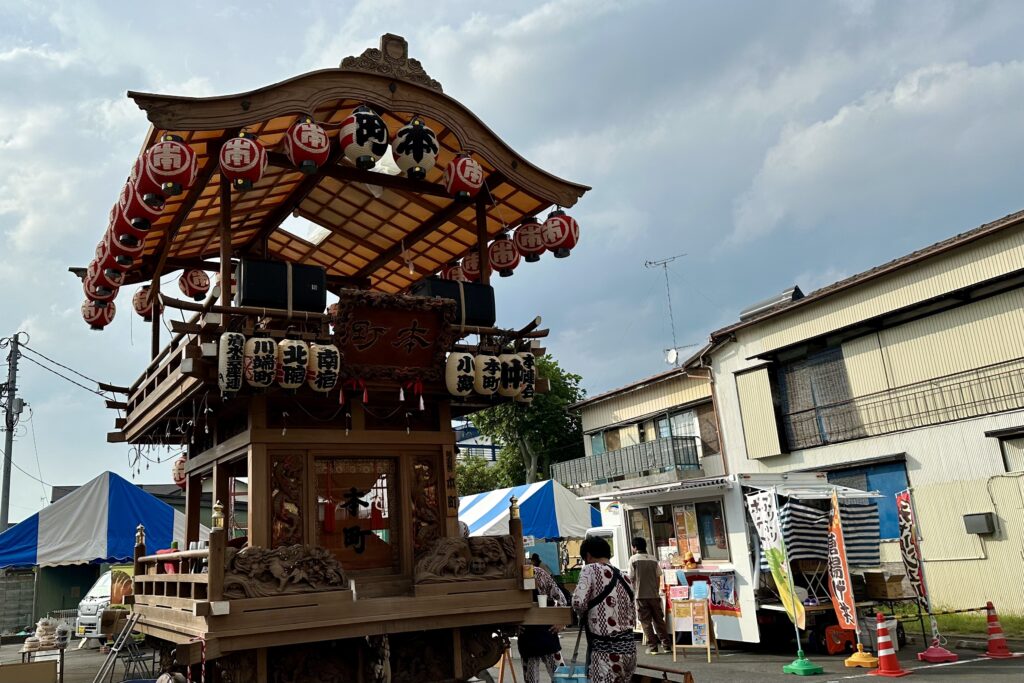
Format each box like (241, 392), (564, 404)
(571, 536), (637, 682)
(518, 564), (567, 682)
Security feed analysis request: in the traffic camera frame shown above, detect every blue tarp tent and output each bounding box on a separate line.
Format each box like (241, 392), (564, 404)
(0, 471), (203, 568)
(459, 479), (601, 539)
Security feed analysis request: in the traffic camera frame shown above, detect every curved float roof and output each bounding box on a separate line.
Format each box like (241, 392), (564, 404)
(109, 34), (590, 292)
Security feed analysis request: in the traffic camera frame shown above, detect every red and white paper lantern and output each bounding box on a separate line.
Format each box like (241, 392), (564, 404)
(284, 116), (331, 174)
(82, 299), (116, 330)
(276, 339), (309, 389)
(85, 259), (123, 297)
(340, 105), (389, 170)
(96, 238), (133, 273)
(132, 285), (159, 321)
(461, 251), (481, 281)
(219, 132), (267, 191)
(104, 226), (144, 266)
(307, 343), (341, 393)
(135, 135), (198, 200)
(392, 117), (438, 180)
(443, 154), (483, 200)
(514, 217), (546, 263)
(488, 233), (520, 277)
(83, 271), (117, 304)
(119, 180), (163, 230)
(441, 263), (468, 282)
(542, 209), (579, 258)
(244, 338), (276, 388)
(172, 455), (187, 490)
(178, 269), (210, 301)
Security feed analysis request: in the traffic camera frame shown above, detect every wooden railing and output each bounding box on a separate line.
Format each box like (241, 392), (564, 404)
(133, 526), (226, 602)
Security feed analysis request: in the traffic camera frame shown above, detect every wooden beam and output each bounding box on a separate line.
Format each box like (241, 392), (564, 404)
(151, 276), (161, 359)
(219, 176), (232, 308)
(105, 399), (128, 410)
(475, 194), (490, 285)
(98, 382), (130, 394)
(267, 151), (451, 197)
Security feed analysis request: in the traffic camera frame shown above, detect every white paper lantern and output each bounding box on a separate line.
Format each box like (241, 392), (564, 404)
(515, 352), (536, 403)
(172, 455), (187, 490)
(276, 339), (309, 389)
(244, 337), (276, 388)
(473, 354), (500, 396)
(218, 332), (245, 394)
(446, 353), (475, 397)
(307, 343), (341, 392)
(392, 117), (438, 180)
(498, 353), (525, 397)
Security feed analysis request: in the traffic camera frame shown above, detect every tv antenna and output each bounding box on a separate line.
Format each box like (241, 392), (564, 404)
(644, 253), (691, 366)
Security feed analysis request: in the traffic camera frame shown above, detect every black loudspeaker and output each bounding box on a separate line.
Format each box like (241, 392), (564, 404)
(410, 277), (496, 327)
(237, 259), (327, 313)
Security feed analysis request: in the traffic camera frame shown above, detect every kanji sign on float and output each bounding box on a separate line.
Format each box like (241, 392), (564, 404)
(340, 105), (389, 170)
(392, 117), (438, 179)
(218, 332), (245, 394)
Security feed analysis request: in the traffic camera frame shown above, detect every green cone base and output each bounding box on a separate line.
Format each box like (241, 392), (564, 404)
(783, 651), (824, 676)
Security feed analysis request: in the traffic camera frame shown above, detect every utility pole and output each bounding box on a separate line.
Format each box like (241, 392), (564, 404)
(1, 333), (24, 530)
(644, 253), (687, 365)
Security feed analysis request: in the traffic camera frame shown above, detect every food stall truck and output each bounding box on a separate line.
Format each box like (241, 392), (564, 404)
(586, 472), (884, 647)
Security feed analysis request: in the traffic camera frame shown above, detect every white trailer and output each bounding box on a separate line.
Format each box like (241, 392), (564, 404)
(584, 472), (881, 645)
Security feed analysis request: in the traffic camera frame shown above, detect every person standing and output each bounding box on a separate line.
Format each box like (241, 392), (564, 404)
(628, 537), (672, 654)
(519, 565), (567, 682)
(571, 536), (636, 682)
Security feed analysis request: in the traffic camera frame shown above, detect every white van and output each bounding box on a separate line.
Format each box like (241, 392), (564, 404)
(76, 565), (134, 639)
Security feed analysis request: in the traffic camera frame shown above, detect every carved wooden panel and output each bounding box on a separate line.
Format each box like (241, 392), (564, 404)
(411, 457), (442, 559)
(270, 454), (304, 548)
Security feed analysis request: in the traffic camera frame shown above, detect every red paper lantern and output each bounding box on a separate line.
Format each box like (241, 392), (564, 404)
(82, 299), (116, 330)
(443, 154), (483, 200)
(284, 116), (331, 174)
(445, 265), (469, 282)
(542, 209), (579, 258)
(87, 258), (124, 292)
(340, 105), (389, 170)
(136, 135), (198, 199)
(119, 180), (163, 229)
(83, 265), (118, 304)
(488, 233), (520, 277)
(172, 455), (187, 489)
(219, 132), (267, 190)
(178, 269), (210, 301)
(461, 251), (481, 280)
(514, 217), (546, 263)
(103, 228), (143, 265)
(392, 116), (438, 180)
(95, 239), (132, 274)
(132, 285), (160, 321)
(107, 203), (146, 253)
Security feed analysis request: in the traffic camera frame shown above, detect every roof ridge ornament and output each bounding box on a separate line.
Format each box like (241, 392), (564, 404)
(340, 33), (443, 93)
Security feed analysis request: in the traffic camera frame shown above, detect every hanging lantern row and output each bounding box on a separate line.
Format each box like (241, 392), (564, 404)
(216, 334), (342, 394)
(436, 209), (581, 283)
(131, 285), (161, 322)
(219, 132), (268, 190)
(82, 134), (199, 330)
(444, 351), (536, 402)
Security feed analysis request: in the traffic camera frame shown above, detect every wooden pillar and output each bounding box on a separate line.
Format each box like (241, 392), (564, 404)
(256, 648), (268, 683)
(207, 527), (225, 601)
(475, 195), (490, 285)
(247, 444), (269, 548)
(213, 462), (230, 526)
(509, 496), (524, 583)
(150, 277), (161, 359)
(219, 175), (232, 308)
(184, 473), (201, 547)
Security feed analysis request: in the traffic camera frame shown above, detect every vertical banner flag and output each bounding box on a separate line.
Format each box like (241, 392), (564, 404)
(895, 489), (929, 611)
(747, 490), (806, 629)
(827, 491), (858, 630)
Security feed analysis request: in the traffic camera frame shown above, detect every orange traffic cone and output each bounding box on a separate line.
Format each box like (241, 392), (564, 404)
(869, 613), (910, 677)
(983, 601), (1015, 659)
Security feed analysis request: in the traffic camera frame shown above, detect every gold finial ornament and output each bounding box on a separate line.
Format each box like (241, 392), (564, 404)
(212, 500), (225, 529)
(509, 495), (520, 520)
(135, 524), (145, 545)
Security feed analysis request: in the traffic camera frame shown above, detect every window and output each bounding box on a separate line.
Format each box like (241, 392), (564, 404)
(674, 500), (729, 562)
(827, 461), (909, 539)
(315, 457), (401, 572)
(696, 403), (721, 456)
(650, 505), (675, 560)
(656, 417), (671, 439)
(1002, 437), (1024, 473)
(590, 433), (606, 456)
(670, 410), (697, 438)
(628, 509), (653, 554)
(604, 429), (622, 452)
(778, 348), (864, 449)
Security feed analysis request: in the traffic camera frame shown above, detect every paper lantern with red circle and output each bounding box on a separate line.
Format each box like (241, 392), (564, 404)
(219, 132), (267, 190)
(340, 105), (389, 170)
(82, 299), (115, 330)
(132, 285), (160, 321)
(119, 180), (163, 229)
(443, 154), (483, 200)
(136, 135), (198, 199)
(461, 251), (481, 281)
(514, 217), (546, 263)
(178, 269), (210, 301)
(542, 209), (580, 258)
(95, 239), (132, 274)
(284, 116), (331, 174)
(488, 233), (520, 277)
(86, 258), (124, 294)
(172, 455), (187, 489)
(106, 203), (147, 255)
(445, 264), (469, 282)
(103, 229), (143, 266)
(392, 117), (438, 180)
(83, 271), (117, 304)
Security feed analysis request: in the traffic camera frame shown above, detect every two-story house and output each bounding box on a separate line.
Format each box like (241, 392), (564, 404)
(698, 209), (1024, 615)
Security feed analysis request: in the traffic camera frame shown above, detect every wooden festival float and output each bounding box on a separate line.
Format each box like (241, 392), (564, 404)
(72, 35), (588, 682)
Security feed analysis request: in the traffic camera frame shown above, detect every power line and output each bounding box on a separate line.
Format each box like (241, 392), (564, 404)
(20, 344), (107, 387)
(27, 408), (48, 501)
(18, 354), (110, 399)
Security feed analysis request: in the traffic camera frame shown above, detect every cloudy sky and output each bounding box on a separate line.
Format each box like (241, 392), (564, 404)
(3, 0), (1024, 519)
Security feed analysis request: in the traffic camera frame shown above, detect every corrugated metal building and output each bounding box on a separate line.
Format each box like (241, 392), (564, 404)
(698, 209), (1024, 615)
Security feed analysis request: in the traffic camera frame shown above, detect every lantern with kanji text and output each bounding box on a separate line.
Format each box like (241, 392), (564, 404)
(172, 455), (187, 490)
(498, 353), (525, 397)
(119, 179), (163, 231)
(443, 154), (483, 200)
(514, 217), (546, 262)
(284, 116), (331, 174)
(488, 233), (520, 277)
(95, 238), (132, 273)
(461, 251), (481, 281)
(244, 338), (276, 388)
(392, 117), (438, 180)
(178, 269), (210, 301)
(307, 343), (341, 393)
(85, 260), (122, 298)
(473, 354), (500, 396)
(132, 285), (160, 321)
(83, 270), (117, 305)
(445, 353), (474, 397)
(276, 339), (309, 389)
(82, 299), (116, 330)
(135, 135), (198, 201)
(340, 105), (389, 170)
(542, 209), (579, 258)
(441, 263), (469, 282)
(104, 225), (144, 266)
(219, 132), (268, 191)
(515, 351), (536, 403)
(218, 332), (245, 394)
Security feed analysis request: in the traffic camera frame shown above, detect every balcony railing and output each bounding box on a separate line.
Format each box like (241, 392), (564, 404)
(552, 436), (700, 488)
(782, 356), (1024, 450)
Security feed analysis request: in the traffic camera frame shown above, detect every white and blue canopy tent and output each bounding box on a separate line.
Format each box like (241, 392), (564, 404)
(459, 479), (601, 539)
(0, 471), (206, 568)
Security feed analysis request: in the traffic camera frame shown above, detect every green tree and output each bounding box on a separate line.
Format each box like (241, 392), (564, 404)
(455, 454), (502, 495)
(472, 355), (585, 484)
